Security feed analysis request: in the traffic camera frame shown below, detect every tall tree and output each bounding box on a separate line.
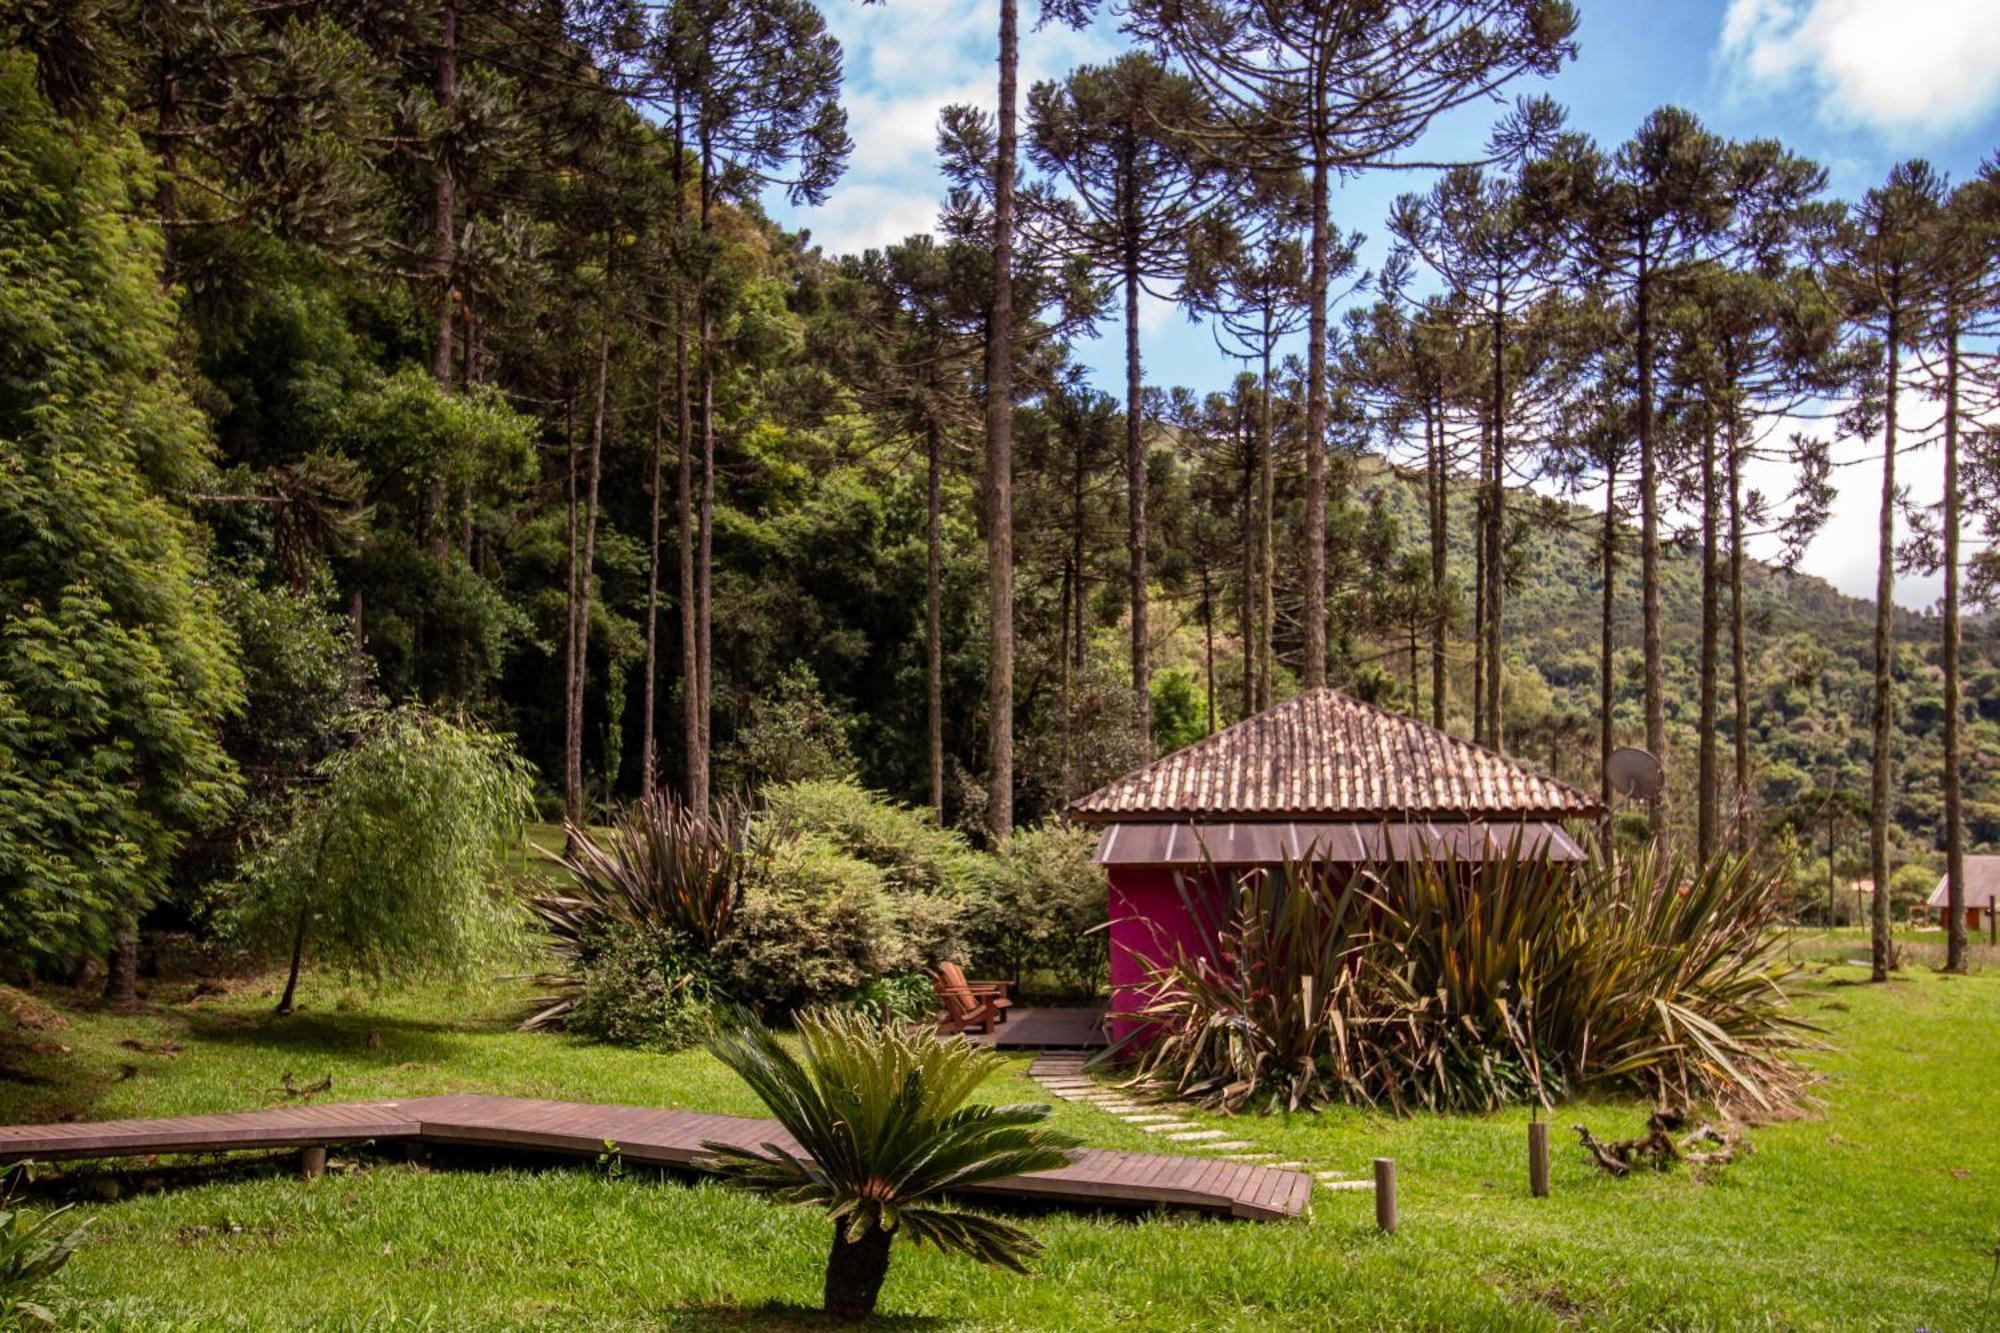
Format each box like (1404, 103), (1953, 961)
(1029, 52), (1227, 743)
(1388, 155), (1565, 748)
(1829, 159), (1947, 983)
(1533, 108), (1740, 832)
(645, 0), (852, 811)
(1128, 0), (1575, 689)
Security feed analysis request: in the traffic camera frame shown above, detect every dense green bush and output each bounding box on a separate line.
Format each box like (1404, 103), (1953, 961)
(722, 834), (904, 1015)
(973, 822), (1107, 995)
(566, 928), (717, 1052)
(760, 779), (984, 963)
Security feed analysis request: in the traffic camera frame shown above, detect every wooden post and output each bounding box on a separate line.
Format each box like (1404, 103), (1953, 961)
(1528, 1121), (1550, 1198)
(1373, 1157), (1397, 1234)
(1988, 896), (1995, 946)
(298, 1145), (327, 1180)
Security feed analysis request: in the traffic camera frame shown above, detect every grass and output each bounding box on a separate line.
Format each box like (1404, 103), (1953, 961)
(3, 935), (1998, 1329)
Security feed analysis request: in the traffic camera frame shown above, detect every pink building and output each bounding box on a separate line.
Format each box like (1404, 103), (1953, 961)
(1067, 689), (1603, 1033)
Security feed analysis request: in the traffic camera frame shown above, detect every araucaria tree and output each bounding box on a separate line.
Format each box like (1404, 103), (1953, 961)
(1828, 160), (1946, 983)
(1030, 52), (1227, 742)
(1127, 0), (1576, 688)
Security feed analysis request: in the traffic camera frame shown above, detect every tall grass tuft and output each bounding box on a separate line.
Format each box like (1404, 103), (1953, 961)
(1112, 841), (1813, 1115)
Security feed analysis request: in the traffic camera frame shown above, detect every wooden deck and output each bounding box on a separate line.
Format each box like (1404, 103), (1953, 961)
(967, 1006), (1108, 1050)
(0, 1094), (1308, 1221)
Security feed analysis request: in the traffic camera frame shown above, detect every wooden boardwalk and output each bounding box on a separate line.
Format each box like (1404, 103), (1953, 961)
(0, 1094), (1309, 1221)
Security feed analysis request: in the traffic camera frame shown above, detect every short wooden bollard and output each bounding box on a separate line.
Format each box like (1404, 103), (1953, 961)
(298, 1145), (327, 1180)
(1528, 1121), (1550, 1198)
(1989, 896), (1995, 947)
(1373, 1157), (1398, 1234)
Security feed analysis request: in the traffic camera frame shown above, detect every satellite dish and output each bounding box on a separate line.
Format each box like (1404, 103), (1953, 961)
(1605, 746), (1665, 802)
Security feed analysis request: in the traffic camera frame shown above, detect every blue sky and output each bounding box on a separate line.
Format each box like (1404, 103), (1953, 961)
(764, 1), (2000, 609)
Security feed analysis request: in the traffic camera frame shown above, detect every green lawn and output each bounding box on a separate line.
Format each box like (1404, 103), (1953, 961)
(3, 943), (1998, 1330)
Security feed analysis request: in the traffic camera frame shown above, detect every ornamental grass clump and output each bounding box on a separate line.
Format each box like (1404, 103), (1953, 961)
(522, 794), (755, 1032)
(1115, 841), (1812, 1116)
(702, 1008), (1077, 1321)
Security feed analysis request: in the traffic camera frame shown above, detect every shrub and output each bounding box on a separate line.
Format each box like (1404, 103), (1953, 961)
(849, 971), (937, 1023)
(973, 822), (1106, 995)
(722, 835), (903, 1016)
(566, 928), (717, 1053)
(1117, 843), (1811, 1116)
(759, 780), (985, 964)
(525, 795), (756, 1031)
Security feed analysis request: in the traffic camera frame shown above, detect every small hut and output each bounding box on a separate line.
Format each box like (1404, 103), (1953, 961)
(1928, 857), (2000, 930)
(1068, 688), (1602, 1025)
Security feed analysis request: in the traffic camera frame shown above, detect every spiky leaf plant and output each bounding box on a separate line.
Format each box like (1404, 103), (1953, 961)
(1, 1164), (87, 1329)
(522, 794), (756, 1030)
(701, 1008), (1078, 1321)
(1113, 840), (1812, 1116)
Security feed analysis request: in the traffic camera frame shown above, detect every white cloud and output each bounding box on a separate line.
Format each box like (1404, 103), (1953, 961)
(1716, 0), (2000, 136)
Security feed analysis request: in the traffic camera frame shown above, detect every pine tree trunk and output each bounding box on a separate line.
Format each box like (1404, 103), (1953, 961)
(1124, 245), (1149, 743)
(926, 414), (945, 816)
(1943, 318), (1965, 972)
(822, 1223), (893, 1321)
(1426, 398), (1447, 731)
(1697, 416), (1720, 864)
(1486, 300), (1506, 750)
(1258, 339), (1276, 714)
(1202, 566), (1216, 734)
(1472, 420), (1489, 744)
(1637, 247), (1665, 834)
(426, 0), (458, 565)
(1240, 408), (1255, 723)
(1869, 296), (1899, 983)
(671, 106), (704, 812)
(1728, 417), (1749, 850)
(561, 383), (582, 820)
(1302, 149), (1330, 688)
(1600, 455), (1618, 807)
(985, 0), (1018, 841)
(641, 349), (666, 801)
(696, 153), (717, 813)
(567, 326), (610, 815)
(104, 908), (139, 1011)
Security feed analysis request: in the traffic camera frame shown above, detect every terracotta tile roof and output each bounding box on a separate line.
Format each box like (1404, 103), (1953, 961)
(1068, 688), (1601, 823)
(1929, 858), (2000, 907)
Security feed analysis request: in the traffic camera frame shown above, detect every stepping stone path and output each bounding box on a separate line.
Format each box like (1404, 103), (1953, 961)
(1025, 1052), (1373, 1199)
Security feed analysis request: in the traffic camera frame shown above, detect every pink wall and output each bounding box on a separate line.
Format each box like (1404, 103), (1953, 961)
(1106, 866), (1226, 1042)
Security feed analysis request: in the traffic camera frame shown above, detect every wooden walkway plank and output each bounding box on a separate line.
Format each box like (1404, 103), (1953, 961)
(0, 1096), (1308, 1220)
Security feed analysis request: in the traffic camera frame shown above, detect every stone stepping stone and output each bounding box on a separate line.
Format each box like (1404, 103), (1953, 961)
(1219, 1152), (1277, 1161)
(1120, 1114), (1182, 1124)
(1268, 1161), (1304, 1171)
(1204, 1140), (1255, 1151)
(1314, 1170), (1348, 1181)
(1317, 1179), (1374, 1191)
(1162, 1129), (1229, 1142)
(1139, 1121), (1199, 1134)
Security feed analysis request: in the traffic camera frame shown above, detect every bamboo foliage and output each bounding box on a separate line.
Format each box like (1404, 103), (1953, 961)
(1112, 840), (1812, 1115)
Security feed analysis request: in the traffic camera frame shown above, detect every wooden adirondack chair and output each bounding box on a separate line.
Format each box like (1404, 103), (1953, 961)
(937, 961), (1013, 1022)
(930, 962), (1013, 1035)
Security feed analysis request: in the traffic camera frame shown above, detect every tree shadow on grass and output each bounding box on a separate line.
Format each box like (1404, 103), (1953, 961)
(177, 1007), (474, 1065)
(660, 1302), (942, 1330)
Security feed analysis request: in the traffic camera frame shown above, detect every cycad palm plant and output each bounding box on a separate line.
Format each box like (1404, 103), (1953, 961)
(702, 1008), (1078, 1320)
